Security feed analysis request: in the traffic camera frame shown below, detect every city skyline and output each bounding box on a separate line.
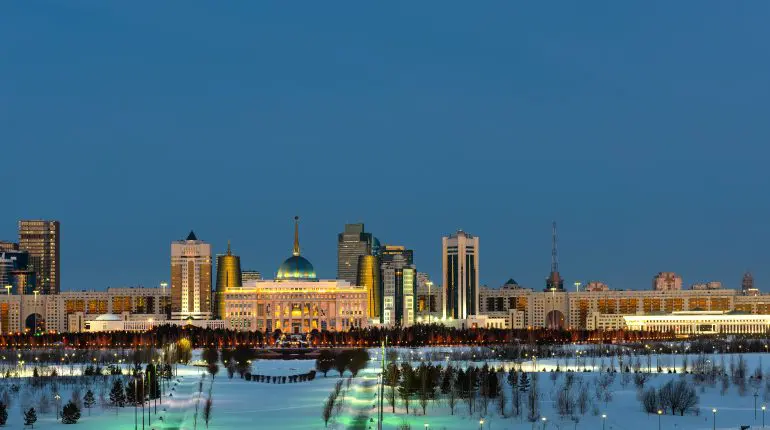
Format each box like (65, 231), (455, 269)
(0, 217), (764, 294)
(3, 3), (769, 292)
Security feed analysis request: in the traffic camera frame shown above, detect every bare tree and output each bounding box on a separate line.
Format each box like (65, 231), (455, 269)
(497, 389), (507, 417)
(577, 383), (589, 415)
(202, 398), (213, 428)
(447, 380), (458, 416)
(322, 393), (334, 428)
(640, 387), (658, 414)
(526, 374), (539, 422)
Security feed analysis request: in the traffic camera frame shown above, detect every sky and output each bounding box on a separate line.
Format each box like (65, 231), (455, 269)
(1, 2), (769, 292)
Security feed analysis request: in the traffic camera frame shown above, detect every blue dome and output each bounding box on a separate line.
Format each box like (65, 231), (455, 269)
(277, 255), (316, 280)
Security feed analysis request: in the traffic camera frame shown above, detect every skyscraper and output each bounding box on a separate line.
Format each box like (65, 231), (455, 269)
(215, 241), (242, 319)
(171, 231), (212, 319)
(356, 254), (381, 321)
(0, 249), (29, 292)
(337, 223), (373, 284)
(18, 220), (60, 295)
(742, 272), (759, 296)
(380, 246), (416, 326)
(442, 230), (479, 320)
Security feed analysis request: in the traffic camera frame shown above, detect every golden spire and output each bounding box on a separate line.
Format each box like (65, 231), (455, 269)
(227, 240), (231, 256)
(292, 216), (301, 256)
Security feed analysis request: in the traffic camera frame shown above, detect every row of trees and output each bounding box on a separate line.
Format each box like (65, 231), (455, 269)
(315, 349), (370, 377)
(640, 379), (699, 416)
(0, 323), (687, 349)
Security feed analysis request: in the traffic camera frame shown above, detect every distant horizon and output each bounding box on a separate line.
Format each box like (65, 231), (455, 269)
(3, 3), (768, 293)
(0, 217), (761, 294)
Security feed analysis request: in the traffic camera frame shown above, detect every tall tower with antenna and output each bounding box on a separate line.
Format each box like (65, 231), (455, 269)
(545, 221), (565, 292)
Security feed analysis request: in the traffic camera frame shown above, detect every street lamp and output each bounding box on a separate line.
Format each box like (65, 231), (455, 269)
(712, 408), (717, 430)
(479, 418), (485, 430)
(424, 424), (429, 430)
(4, 285), (11, 295)
(602, 414), (607, 430)
(657, 410), (662, 430)
(542, 416), (548, 430)
(763, 405), (766, 428)
(54, 393), (61, 421)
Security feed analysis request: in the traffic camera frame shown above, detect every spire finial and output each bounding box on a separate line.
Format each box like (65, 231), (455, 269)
(227, 240), (231, 256)
(293, 216), (300, 256)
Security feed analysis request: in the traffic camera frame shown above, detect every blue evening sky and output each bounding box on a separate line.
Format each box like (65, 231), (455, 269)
(2, 2), (769, 292)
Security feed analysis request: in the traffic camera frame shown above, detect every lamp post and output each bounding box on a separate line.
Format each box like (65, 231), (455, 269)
(542, 416), (547, 430)
(54, 393), (61, 421)
(712, 408), (717, 430)
(424, 424), (429, 430)
(479, 418), (484, 430)
(657, 410), (662, 430)
(755, 391), (760, 421)
(763, 405), (766, 428)
(33, 290), (38, 333)
(4, 285), (10, 295)
(602, 414), (607, 430)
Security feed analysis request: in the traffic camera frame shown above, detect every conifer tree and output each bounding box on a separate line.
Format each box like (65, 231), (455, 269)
(110, 379), (126, 407)
(24, 407), (37, 428)
(0, 401), (7, 426)
(62, 401), (81, 424)
(83, 389), (96, 415)
(519, 372), (530, 392)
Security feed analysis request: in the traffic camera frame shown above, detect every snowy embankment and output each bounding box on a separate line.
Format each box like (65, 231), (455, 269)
(1, 350), (769, 429)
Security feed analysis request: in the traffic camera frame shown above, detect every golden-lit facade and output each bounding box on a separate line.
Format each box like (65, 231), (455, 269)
(480, 285), (770, 330)
(357, 255), (381, 320)
(171, 231), (212, 319)
(0, 287), (169, 333)
(18, 220), (60, 295)
(223, 280), (368, 333)
(215, 241), (242, 319)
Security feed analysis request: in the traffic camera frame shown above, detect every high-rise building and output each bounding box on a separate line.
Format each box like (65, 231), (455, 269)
(171, 231), (212, 319)
(18, 220), (60, 295)
(0, 249), (29, 291)
(381, 244), (413, 265)
(416, 272), (441, 322)
(0, 241), (18, 251)
(241, 270), (262, 282)
(337, 223), (373, 284)
(442, 230), (479, 320)
(652, 272), (682, 291)
(742, 272), (759, 296)
(10, 269), (36, 295)
(215, 241), (242, 319)
(356, 254), (381, 322)
(380, 247), (416, 326)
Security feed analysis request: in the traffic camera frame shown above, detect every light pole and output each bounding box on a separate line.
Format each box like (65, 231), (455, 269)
(479, 418), (484, 430)
(602, 414), (607, 430)
(424, 424), (429, 430)
(657, 410), (662, 430)
(54, 393), (61, 421)
(4, 285), (10, 295)
(33, 290), (38, 333)
(757, 391), (761, 420)
(542, 416), (547, 430)
(712, 408), (717, 430)
(763, 405), (766, 428)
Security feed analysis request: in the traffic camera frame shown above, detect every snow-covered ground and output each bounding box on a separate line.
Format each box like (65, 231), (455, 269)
(2, 350), (770, 429)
